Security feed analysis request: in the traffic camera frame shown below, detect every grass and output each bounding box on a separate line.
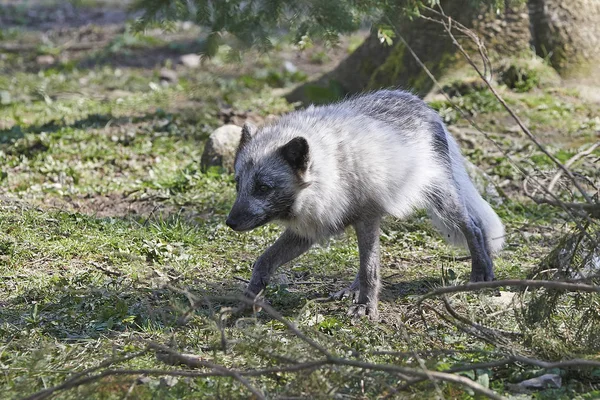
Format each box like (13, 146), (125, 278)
(1, 6), (600, 399)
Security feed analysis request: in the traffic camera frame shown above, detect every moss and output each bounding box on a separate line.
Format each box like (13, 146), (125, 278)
(367, 42), (407, 90)
(368, 42), (461, 95)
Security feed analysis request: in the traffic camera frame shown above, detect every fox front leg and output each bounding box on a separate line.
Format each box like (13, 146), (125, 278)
(245, 229), (313, 300)
(347, 218), (381, 320)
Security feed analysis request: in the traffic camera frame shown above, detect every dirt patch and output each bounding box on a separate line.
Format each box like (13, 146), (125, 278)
(0, 1), (132, 30)
(43, 193), (211, 222)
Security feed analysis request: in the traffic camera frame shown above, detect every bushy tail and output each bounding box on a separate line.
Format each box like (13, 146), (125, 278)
(429, 133), (505, 254)
(458, 171), (505, 254)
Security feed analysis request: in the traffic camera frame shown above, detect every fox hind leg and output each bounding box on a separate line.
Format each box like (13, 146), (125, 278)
(428, 188), (494, 282)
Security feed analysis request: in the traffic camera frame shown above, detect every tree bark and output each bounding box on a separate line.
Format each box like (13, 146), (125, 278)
(287, 1), (531, 102)
(528, 0), (600, 79)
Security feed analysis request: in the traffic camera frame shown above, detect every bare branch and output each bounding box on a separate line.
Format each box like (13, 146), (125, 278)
(510, 354), (600, 369)
(150, 343), (265, 399)
(531, 198), (600, 218)
(418, 279), (600, 305)
(331, 357), (507, 400)
(22, 347), (151, 400)
(547, 142), (600, 193)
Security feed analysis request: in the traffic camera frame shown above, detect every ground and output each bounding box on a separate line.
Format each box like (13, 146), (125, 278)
(1, 2), (600, 399)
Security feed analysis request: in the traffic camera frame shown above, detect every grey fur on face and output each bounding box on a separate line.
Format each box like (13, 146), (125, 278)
(227, 90), (505, 320)
(227, 132), (308, 231)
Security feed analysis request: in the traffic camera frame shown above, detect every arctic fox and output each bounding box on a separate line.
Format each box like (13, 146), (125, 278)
(226, 90), (504, 319)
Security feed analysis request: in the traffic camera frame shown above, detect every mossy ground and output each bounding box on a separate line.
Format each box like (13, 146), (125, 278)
(1, 2), (599, 399)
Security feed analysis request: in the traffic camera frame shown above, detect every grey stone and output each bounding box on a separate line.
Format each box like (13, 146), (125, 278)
(180, 53), (201, 68)
(36, 55), (55, 66)
(201, 124), (243, 172)
(160, 376), (179, 387)
(518, 374), (562, 390)
(159, 68), (178, 83)
(284, 60), (298, 73)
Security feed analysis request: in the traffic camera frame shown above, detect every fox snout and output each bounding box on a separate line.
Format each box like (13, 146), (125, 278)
(225, 216), (240, 230)
(225, 214), (248, 231)
(226, 205), (247, 231)
(226, 199), (267, 232)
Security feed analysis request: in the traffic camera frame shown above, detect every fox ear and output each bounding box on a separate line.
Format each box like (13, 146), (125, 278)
(280, 137), (309, 171)
(238, 122), (257, 151)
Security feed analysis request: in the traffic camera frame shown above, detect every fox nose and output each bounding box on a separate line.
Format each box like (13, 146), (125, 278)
(226, 217), (238, 230)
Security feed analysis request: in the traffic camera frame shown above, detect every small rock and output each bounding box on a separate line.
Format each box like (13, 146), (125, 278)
(159, 68), (178, 83)
(180, 53), (201, 68)
(160, 375), (179, 387)
(518, 374), (562, 390)
(201, 124), (243, 172)
(36, 55), (55, 66)
(487, 291), (515, 308)
(0, 90), (11, 105)
(137, 376), (154, 385)
(284, 60), (297, 73)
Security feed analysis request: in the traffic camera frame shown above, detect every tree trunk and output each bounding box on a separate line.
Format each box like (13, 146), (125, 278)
(287, 1), (531, 103)
(528, 0), (600, 79)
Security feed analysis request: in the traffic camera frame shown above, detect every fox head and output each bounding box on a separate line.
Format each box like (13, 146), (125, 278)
(226, 122), (310, 231)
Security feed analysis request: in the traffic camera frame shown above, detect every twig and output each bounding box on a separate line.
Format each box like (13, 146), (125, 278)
(418, 279), (600, 306)
(509, 354), (600, 369)
(22, 347), (151, 400)
(442, 296), (522, 339)
(547, 142), (600, 193)
(233, 276), (250, 284)
(391, 358), (512, 395)
(424, 302), (502, 347)
(331, 357), (506, 400)
(89, 261), (123, 277)
(372, 348), (501, 358)
(531, 198), (600, 218)
(23, 363), (327, 400)
(150, 343), (265, 399)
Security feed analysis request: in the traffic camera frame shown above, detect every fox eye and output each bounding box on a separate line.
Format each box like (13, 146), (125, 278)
(258, 184), (271, 193)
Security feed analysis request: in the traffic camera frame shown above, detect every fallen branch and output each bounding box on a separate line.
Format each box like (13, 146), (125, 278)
(23, 363), (327, 400)
(442, 296), (522, 339)
(510, 354), (600, 369)
(150, 343), (265, 399)
(547, 142), (600, 193)
(531, 198), (600, 218)
(418, 279), (600, 306)
(22, 347), (151, 400)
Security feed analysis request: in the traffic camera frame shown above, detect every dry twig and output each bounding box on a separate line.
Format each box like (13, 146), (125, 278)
(418, 279), (600, 306)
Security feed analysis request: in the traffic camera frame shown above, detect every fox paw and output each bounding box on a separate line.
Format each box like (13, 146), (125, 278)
(470, 268), (494, 282)
(347, 303), (379, 321)
(330, 279), (360, 301)
(331, 286), (359, 301)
